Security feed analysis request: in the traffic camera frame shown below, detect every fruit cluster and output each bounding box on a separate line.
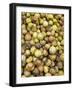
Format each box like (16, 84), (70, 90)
(21, 12), (64, 77)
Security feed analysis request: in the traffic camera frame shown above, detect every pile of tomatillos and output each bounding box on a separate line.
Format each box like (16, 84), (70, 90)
(21, 12), (64, 77)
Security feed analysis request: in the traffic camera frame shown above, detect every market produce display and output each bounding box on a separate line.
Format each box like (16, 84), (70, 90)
(21, 12), (64, 77)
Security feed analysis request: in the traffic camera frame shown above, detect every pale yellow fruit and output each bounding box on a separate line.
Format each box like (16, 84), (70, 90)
(25, 33), (31, 41)
(21, 24), (25, 30)
(43, 21), (48, 27)
(49, 46), (56, 54)
(30, 46), (36, 55)
(49, 55), (56, 61)
(25, 50), (30, 56)
(46, 59), (52, 66)
(50, 68), (56, 75)
(38, 65), (44, 72)
(52, 41), (57, 46)
(57, 41), (61, 46)
(32, 24), (37, 31)
(22, 29), (27, 35)
(45, 44), (50, 49)
(21, 55), (26, 61)
(26, 63), (34, 71)
(21, 39), (24, 44)
(55, 33), (58, 37)
(34, 13), (40, 19)
(32, 57), (37, 62)
(47, 14), (53, 20)
(61, 40), (64, 45)
(34, 49), (42, 57)
(34, 59), (42, 66)
(48, 20), (53, 25)
(58, 36), (62, 41)
(26, 18), (31, 23)
(26, 56), (33, 63)
(40, 19), (44, 24)
(45, 73), (51, 76)
(60, 54), (64, 61)
(33, 32), (38, 38)
(40, 40), (46, 46)
(47, 31), (51, 36)
(57, 62), (63, 69)
(42, 31), (46, 37)
(44, 66), (49, 73)
(58, 70), (64, 75)
(37, 33), (44, 40)
(53, 19), (57, 23)
(24, 71), (31, 77)
(26, 13), (30, 17)
(52, 25), (58, 31)
(43, 49), (48, 56)
(48, 36), (54, 42)
(51, 30), (55, 35)
(30, 40), (35, 45)
(28, 23), (33, 28)
(37, 29), (41, 33)
(34, 38), (39, 43)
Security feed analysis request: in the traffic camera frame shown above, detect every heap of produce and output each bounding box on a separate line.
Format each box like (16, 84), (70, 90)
(21, 12), (64, 77)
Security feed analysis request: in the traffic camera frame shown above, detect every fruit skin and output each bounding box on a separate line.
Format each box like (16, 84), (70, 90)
(25, 50), (30, 56)
(38, 65), (44, 72)
(34, 49), (42, 57)
(47, 14), (53, 20)
(25, 33), (31, 41)
(49, 55), (56, 61)
(60, 54), (64, 61)
(45, 73), (51, 76)
(32, 68), (39, 76)
(44, 66), (49, 73)
(43, 49), (48, 56)
(48, 20), (53, 25)
(57, 62), (63, 69)
(28, 23), (33, 28)
(58, 70), (64, 75)
(52, 25), (58, 31)
(30, 46), (36, 55)
(48, 36), (54, 42)
(37, 33), (44, 40)
(24, 71), (31, 77)
(45, 59), (52, 66)
(49, 46), (56, 54)
(26, 56), (33, 63)
(26, 18), (31, 23)
(50, 68), (56, 75)
(25, 63), (34, 71)
(45, 44), (50, 49)
(33, 32), (38, 38)
(43, 21), (48, 27)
